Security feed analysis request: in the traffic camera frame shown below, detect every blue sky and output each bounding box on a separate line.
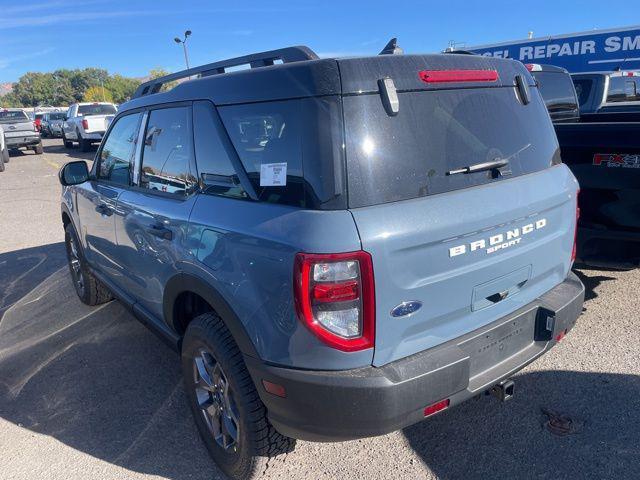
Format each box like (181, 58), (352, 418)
(0, 0), (634, 82)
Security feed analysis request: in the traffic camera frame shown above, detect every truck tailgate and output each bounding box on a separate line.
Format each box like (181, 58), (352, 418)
(83, 115), (112, 133)
(555, 122), (640, 232)
(3, 121), (37, 138)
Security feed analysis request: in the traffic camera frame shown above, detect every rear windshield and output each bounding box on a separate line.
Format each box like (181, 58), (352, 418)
(0, 110), (29, 123)
(78, 104), (117, 116)
(49, 112), (65, 120)
(344, 86), (559, 208)
(533, 71), (579, 114)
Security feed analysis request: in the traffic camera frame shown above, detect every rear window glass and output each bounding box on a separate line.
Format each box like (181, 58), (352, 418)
(0, 110), (29, 123)
(572, 79), (593, 107)
(532, 71), (578, 115)
(607, 77), (640, 103)
(219, 97), (345, 209)
(344, 87), (559, 208)
(49, 112), (66, 120)
(78, 104), (117, 116)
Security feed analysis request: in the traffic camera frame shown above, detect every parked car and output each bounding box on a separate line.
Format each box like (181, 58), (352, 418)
(0, 109), (43, 155)
(0, 124), (7, 172)
(529, 63), (640, 267)
(33, 112), (45, 132)
(62, 102), (117, 151)
(572, 71), (640, 116)
(58, 45), (584, 480)
(41, 111), (67, 138)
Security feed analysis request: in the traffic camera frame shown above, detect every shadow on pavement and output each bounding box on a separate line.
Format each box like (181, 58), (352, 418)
(0, 268), (225, 479)
(43, 142), (97, 161)
(0, 243), (67, 321)
(572, 267), (617, 302)
(0, 248), (635, 480)
(403, 369), (640, 479)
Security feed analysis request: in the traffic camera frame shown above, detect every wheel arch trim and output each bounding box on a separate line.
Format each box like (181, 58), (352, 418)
(164, 272), (259, 359)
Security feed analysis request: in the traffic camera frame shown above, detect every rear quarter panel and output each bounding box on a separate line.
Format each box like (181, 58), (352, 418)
(186, 194), (371, 370)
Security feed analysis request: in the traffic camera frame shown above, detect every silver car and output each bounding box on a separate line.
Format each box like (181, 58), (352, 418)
(41, 111), (67, 138)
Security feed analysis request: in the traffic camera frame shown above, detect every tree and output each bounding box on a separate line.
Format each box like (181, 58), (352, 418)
(149, 67), (177, 92)
(0, 92), (23, 108)
(105, 74), (140, 103)
(83, 85), (114, 103)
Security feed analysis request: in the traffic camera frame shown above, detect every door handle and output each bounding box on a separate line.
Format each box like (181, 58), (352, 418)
(95, 204), (113, 216)
(146, 224), (173, 241)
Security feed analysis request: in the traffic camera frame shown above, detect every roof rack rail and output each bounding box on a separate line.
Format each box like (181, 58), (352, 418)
(132, 45), (319, 98)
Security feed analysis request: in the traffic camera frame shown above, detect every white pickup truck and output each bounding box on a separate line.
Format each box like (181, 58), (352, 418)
(62, 102), (117, 151)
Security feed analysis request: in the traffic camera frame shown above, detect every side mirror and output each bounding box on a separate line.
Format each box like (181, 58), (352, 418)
(59, 161), (89, 186)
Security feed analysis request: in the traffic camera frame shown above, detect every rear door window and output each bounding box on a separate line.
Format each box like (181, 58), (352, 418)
(344, 86), (559, 208)
(139, 106), (196, 196)
(193, 101), (248, 200)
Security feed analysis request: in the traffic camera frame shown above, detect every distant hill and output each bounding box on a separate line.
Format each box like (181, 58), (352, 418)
(0, 83), (13, 96)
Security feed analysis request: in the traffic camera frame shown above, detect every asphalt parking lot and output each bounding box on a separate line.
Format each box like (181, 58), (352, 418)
(0, 138), (639, 480)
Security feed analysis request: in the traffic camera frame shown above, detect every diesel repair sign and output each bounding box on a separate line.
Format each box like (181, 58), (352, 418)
(467, 26), (640, 73)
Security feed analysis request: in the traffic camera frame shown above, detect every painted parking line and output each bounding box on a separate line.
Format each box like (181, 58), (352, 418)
(45, 159), (61, 170)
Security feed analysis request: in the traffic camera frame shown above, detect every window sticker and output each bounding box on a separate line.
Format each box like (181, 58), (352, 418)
(260, 162), (288, 186)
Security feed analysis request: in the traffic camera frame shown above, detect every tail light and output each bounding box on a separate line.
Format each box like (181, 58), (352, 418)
(419, 69), (498, 83)
(525, 63), (542, 72)
(82, 119), (89, 130)
(571, 189), (580, 262)
(294, 251), (375, 352)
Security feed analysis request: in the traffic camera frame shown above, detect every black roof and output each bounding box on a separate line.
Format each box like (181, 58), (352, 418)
(120, 45), (532, 113)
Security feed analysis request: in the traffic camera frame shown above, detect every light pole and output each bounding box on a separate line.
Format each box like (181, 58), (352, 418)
(174, 30), (192, 70)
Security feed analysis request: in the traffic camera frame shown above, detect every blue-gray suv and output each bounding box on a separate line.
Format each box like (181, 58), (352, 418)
(58, 43), (585, 479)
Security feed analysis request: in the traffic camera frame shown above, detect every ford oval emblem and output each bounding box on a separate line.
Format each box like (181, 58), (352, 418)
(390, 301), (422, 318)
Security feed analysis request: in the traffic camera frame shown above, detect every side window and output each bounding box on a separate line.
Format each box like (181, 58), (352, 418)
(193, 101), (247, 199)
(140, 106), (196, 196)
(219, 100), (304, 207)
(97, 112), (142, 185)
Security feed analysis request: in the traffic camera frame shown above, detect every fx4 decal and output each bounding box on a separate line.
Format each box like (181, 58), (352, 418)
(593, 153), (640, 168)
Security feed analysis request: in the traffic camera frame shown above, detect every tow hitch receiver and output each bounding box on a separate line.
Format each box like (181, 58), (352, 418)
(490, 379), (515, 402)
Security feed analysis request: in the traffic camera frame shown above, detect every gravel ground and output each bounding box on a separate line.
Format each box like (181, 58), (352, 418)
(0, 139), (639, 480)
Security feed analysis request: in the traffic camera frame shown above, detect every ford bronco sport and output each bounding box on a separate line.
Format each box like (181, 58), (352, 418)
(58, 42), (585, 479)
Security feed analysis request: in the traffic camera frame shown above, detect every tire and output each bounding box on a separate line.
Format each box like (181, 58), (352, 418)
(0, 152), (4, 172)
(1, 146), (8, 166)
(33, 140), (44, 155)
(182, 313), (295, 480)
(78, 130), (91, 152)
(62, 133), (73, 149)
(64, 224), (113, 306)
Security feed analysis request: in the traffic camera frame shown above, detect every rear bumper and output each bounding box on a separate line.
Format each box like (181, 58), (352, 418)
(5, 134), (40, 147)
(82, 132), (104, 141)
(246, 272), (584, 442)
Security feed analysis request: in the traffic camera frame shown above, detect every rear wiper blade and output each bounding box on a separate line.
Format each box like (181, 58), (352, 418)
(446, 159), (509, 176)
(447, 143), (532, 176)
